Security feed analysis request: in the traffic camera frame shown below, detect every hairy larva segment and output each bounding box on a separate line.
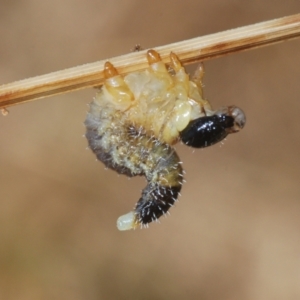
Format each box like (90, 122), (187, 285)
(135, 183), (181, 225)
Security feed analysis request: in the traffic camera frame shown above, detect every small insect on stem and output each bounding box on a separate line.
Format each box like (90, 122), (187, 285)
(131, 44), (143, 52)
(84, 49), (245, 231)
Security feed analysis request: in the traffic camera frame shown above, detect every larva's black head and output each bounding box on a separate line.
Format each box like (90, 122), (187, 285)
(180, 106), (246, 148)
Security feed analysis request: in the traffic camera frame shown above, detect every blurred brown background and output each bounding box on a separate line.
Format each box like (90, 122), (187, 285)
(1, 1), (300, 299)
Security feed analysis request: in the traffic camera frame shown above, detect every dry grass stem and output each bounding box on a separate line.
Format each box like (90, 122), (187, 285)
(0, 13), (300, 109)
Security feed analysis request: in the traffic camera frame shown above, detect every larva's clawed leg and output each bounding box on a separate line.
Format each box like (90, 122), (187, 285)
(180, 106), (246, 148)
(104, 61), (119, 79)
(146, 50), (172, 78)
(192, 63), (205, 98)
(170, 52), (183, 72)
(146, 49), (162, 64)
(193, 62), (205, 85)
(103, 61), (134, 110)
(169, 52), (189, 89)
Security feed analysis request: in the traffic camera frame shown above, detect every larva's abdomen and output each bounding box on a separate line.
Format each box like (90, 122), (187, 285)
(85, 105), (183, 230)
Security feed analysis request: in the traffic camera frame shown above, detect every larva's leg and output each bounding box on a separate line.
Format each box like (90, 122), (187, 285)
(170, 52), (182, 72)
(146, 49), (162, 64)
(189, 62), (212, 114)
(103, 61), (134, 110)
(192, 62), (205, 98)
(170, 52), (189, 88)
(146, 50), (172, 80)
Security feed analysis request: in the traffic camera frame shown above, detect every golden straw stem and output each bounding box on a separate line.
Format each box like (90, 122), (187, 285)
(1, 13), (300, 109)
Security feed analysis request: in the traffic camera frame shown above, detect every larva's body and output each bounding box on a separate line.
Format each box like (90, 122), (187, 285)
(85, 50), (246, 231)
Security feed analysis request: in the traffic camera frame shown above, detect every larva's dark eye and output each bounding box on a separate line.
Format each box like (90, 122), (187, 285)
(180, 106), (246, 148)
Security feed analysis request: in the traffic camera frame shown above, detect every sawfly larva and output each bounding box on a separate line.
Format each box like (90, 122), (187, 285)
(84, 50), (245, 231)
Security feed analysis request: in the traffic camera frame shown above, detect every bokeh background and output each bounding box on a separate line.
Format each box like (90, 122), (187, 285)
(1, 1), (300, 299)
